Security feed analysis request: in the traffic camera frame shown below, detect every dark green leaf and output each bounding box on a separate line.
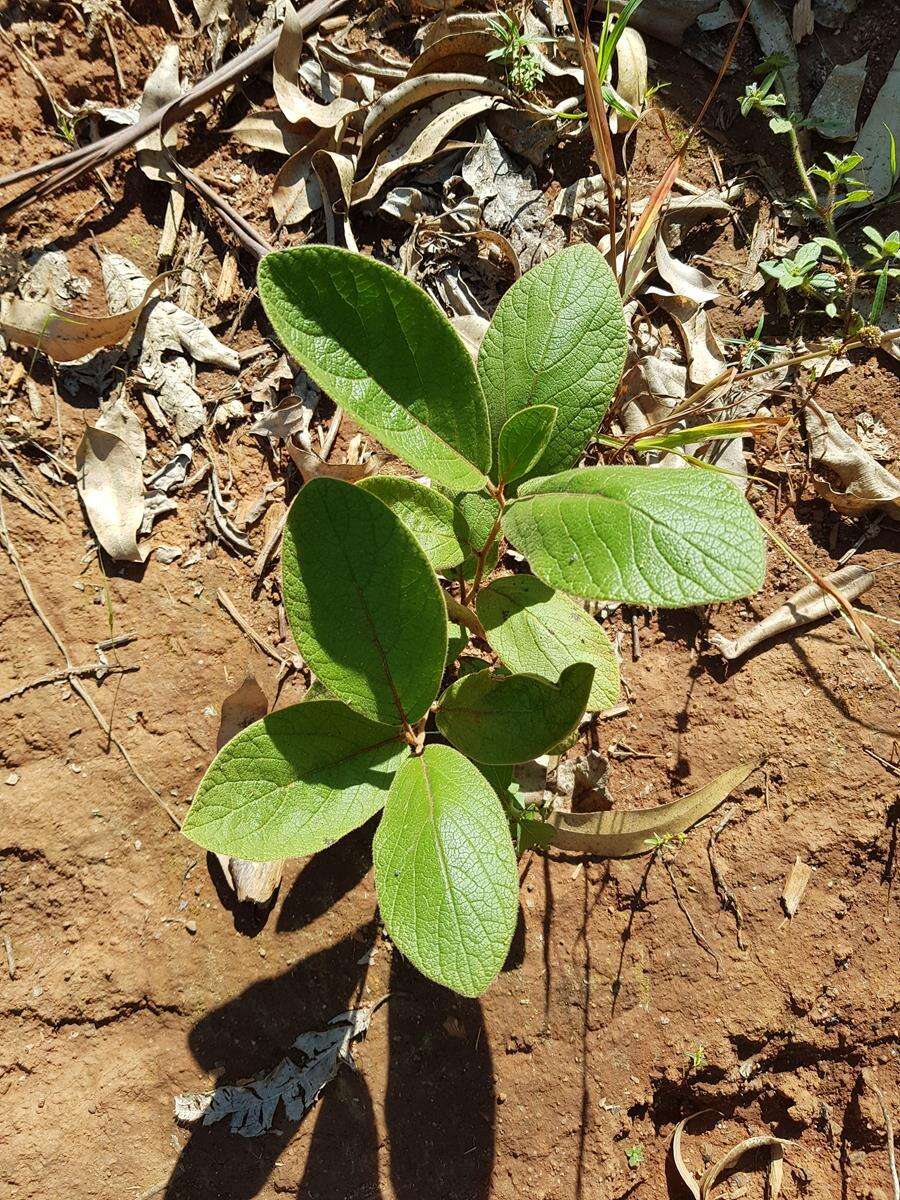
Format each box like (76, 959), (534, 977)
(258, 246), (491, 491)
(282, 477), (447, 725)
(478, 244), (627, 478)
(477, 574), (619, 711)
(502, 466), (765, 606)
(358, 475), (467, 569)
(497, 405), (557, 485)
(435, 663), (593, 764)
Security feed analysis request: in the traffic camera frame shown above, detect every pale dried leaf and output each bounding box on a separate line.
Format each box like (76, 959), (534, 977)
(672, 1113), (790, 1200)
(362, 73), (507, 150)
(352, 92), (501, 206)
(76, 426), (146, 562)
(274, 0), (358, 128)
(782, 855), (812, 918)
(97, 396), (147, 462)
(1, 277), (161, 363)
(655, 234), (720, 305)
(227, 110), (315, 157)
(612, 27), (647, 132)
(287, 442), (377, 482)
(852, 48), (900, 202)
(311, 148), (356, 246)
(807, 54), (867, 140)
(806, 405), (900, 518)
(449, 313), (489, 358)
(749, 0), (802, 116)
(546, 761), (759, 856)
(136, 44), (182, 182)
(407, 30), (501, 79)
(174, 1005), (380, 1137)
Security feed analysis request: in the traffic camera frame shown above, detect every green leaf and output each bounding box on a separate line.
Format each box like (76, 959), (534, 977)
(476, 574), (619, 712)
(182, 701), (408, 859)
(502, 466), (765, 606)
(258, 246), (490, 492)
(477, 244), (627, 479)
(282, 477), (447, 725)
(497, 405), (558, 485)
(446, 621), (469, 668)
(358, 475), (467, 570)
(435, 663), (593, 764)
(373, 744), (519, 996)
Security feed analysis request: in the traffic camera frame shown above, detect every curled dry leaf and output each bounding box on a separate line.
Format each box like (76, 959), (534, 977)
(708, 564), (876, 661)
(546, 760), (759, 856)
(274, 0), (358, 128)
(287, 442), (377, 483)
(227, 110), (316, 157)
(407, 30), (502, 79)
(352, 91), (502, 206)
(361, 73), (508, 150)
(102, 254), (239, 439)
(271, 130), (333, 226)
(806, 404), (900, 519)
(655, 233), (720, 305)
(311, 148), (356, 246)
(611, 27), (647, 132)
(0, 276), (162, 363)
(672, 1112), (790, 1200)
(136, 44), (182, 182)
(75, 426), (146, 563)
(782, 855), (812, 918)
(96, 396), (147, 462)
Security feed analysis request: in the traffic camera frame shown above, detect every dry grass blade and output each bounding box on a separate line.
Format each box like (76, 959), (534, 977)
(274, 0), (357, 128)
(562, 0), (617, 267)
(361, 73), (508, 150)
(671, 1113), (791, 1200)
(547, 760), (760, 855)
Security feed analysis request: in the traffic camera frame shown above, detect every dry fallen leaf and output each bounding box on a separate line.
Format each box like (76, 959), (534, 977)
(274, 0), (358, 129)
(287, 442), (377, 482)
(545, 761), (759, 856)
(807, 53), (867, 140)
(806, 403), (900, 519)
(853, 47), (900, 202)
(0, 277), (162, 363)
(782, 855), (812, 918)
(75, 425), (146, 563)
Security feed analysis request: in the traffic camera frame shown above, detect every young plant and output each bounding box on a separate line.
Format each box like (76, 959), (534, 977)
(485, 10), (548, 94)
(181, 243), (766, 997)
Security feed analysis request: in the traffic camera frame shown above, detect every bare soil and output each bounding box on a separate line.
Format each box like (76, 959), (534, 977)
(1, 5), (898, 1200)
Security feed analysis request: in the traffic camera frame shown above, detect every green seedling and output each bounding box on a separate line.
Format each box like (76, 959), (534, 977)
(686, 1043), (707, 1071)
(486, 10), (549, 94)
(181, 243), (766, 997)
(625, 1143), (646, 1169)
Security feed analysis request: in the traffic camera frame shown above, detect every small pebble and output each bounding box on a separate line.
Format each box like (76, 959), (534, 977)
(5, 773), (19, 786)
(185, 920), (197, 935)
(134, 839), (142, 851)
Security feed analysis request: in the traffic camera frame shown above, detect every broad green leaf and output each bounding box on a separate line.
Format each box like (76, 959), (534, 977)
(282, 477), (447, 725)
(477, 244), (627, 478)
(372, 744), (518, 996)
(182, 701), (407, 859)
(358, 475), (466, 569)
(497, 405), (557, 485)
(502, 466), (765, 607)
(435, 663), (593, 764)
(477, 574), (619, 712)
(258, 246), (490, 491)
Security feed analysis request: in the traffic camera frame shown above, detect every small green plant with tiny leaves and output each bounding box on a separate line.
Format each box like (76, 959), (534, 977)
(181, 243), (766, 997)
(485, 9), (548, 94)
(739, 56), (899, 329)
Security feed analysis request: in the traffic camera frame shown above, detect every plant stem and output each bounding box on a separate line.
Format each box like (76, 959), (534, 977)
(785, 122), (839, 241)
(469, 507), (505, 600)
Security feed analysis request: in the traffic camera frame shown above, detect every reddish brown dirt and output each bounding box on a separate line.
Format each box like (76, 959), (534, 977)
(1, 6), (898, 1200)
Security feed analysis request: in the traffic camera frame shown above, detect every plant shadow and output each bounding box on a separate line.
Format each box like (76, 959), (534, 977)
(164, 840), (497, 1199)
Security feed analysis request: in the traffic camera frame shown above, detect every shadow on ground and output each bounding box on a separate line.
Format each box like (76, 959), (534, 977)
(164, 826), (497, 1200)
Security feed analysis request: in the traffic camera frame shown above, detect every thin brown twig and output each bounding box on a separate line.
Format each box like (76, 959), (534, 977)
(661, 853), (722, 976)
(0, 660), (138, 704)
(868, 1080), (900, 1200)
